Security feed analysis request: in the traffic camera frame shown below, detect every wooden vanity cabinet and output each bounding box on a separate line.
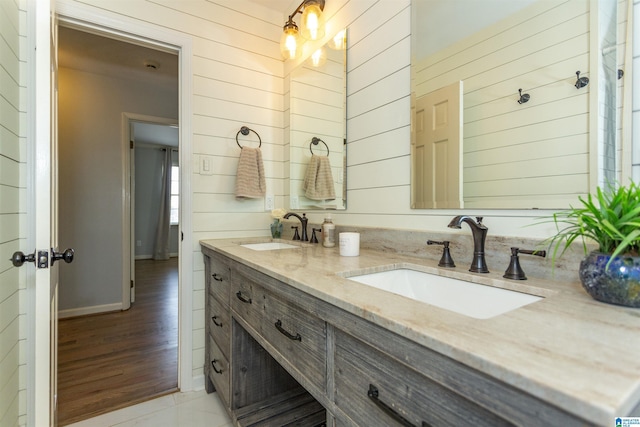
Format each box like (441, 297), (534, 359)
(202, 246), (595, 427)
(231, 264), (327, 393)
(204, 251), (232, 406)
(333, 329), (511, 427)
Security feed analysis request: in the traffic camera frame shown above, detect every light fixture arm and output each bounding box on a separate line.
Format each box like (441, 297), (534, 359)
(289, 0), (325, 19)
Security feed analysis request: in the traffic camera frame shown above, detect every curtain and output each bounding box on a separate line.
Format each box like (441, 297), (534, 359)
(153, 148), (172, 260)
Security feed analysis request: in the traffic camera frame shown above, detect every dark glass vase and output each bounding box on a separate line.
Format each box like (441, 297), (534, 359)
(579, 251), (640, 307)
(270, 220), (283, 239)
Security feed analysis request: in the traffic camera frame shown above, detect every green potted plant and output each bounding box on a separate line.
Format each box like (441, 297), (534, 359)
(542, 182), (640, 307)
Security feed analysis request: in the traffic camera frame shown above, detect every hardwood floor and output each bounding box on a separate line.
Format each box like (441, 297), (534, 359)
(57, 258), (179, 426)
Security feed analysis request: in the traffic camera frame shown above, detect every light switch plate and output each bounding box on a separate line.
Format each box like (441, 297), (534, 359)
(200, 155), (214, 175)
(265, 195), (274, 211)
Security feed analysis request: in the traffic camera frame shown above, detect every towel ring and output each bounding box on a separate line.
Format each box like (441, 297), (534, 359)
(236, 126), (262, 149)
(309, 137), (329, 156)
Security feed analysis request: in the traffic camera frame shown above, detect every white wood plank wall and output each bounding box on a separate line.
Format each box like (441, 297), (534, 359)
(0, 0), (26, 425)
(414, 0), (591, 208)
(633, 0), (640, 182)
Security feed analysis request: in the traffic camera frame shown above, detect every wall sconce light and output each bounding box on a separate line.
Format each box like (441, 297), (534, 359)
(280, 0), (326, 60)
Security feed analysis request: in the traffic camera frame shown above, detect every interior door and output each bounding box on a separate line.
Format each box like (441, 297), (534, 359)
(29, 1), (72, 425)
(414, 81), (463, 209)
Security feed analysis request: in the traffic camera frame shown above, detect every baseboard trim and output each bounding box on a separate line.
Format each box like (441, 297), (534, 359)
(191, 374), (204, 392)
(58, 302), (123, 319)
(135, 254), (179, 260)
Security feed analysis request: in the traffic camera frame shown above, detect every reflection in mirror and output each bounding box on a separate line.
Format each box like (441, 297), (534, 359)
(288, 30), (347, 210)
(411, 0), (621, 209)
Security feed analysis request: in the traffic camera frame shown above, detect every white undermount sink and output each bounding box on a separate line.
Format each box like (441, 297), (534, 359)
(240, 242), (300, 251)
(345, 268), (542, 319)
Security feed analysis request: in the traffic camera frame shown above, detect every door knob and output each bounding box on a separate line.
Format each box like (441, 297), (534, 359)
(10, 248), (74, 268)
(10, 250), (37, 267)
(51, 248), (74, 265)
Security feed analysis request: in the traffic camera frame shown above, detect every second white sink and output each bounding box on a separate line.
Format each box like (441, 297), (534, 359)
(345, 268), (542, 319)
(240, 242), (300, 251)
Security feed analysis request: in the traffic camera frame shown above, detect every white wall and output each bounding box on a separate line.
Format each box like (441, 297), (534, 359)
(633, 0), (640, 181)
(0, 0), (27, 424)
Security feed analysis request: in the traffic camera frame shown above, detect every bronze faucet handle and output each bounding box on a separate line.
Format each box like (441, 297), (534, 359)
(310, 228), (321, 243)
(291, 226), (300, 240)
(503, 247), (546, 280)
(427, 240), (455, 268)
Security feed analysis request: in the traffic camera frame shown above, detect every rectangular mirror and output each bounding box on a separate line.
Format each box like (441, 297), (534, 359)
(411, 0), (620, 209)
(287, 30), (347, 210)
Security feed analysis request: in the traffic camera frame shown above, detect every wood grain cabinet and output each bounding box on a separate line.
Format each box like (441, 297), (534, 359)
(204, 251), (232, 406)
(334, 329), (511, 427)
(202, 245), (595, 427)
(232, 265), (327, 392)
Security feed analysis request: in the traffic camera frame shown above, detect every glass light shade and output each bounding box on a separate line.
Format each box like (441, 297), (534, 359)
(300, 2), (325, 41)
(308, 47), (327, 67)
(327, 29), (347, 50)
(280, 23), (301, 60)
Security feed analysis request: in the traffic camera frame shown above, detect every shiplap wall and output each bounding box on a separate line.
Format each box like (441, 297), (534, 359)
(634, 0), (640, 182)
(0, 0), (26, 424)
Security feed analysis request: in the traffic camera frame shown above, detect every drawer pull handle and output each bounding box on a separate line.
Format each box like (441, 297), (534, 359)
(367, 384), (420, 427)
(275, 319), (302, 341)
(211, 359), (223, 374)
(236, 291), (252, 304)
(212, 273), (224, 282)
(211, 316), (223, 327)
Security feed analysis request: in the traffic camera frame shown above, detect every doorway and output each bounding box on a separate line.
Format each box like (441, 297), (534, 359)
(56, 25), (180, 424)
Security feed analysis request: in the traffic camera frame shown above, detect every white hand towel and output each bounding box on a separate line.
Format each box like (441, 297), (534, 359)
(235, 147), (266, 199)
(303, 155), (335, 201)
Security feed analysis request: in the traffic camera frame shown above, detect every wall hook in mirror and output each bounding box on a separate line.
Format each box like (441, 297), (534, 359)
(517, 88), (530, 104)
(575, 71), (589, 89)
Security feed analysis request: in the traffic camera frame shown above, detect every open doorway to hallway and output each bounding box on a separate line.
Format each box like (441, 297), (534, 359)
(56, 25), (180, 424)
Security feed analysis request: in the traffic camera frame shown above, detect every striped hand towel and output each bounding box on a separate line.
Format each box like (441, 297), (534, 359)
(235, 147), (266, 199)
(303, 155), (335, 201)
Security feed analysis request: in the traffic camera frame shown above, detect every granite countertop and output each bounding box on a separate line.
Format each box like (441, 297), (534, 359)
(200, 237), (640, 424)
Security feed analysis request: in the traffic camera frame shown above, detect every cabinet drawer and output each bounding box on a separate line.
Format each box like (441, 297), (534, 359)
(334, 330), (512, 427)
(208, 293), (231, 359)
(232, 277), (327, 392)
(207, 255), (231, 305)
(207, 334), (231, 406)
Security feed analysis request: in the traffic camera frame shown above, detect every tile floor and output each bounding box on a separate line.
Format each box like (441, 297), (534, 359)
(66, 390), (233, 427)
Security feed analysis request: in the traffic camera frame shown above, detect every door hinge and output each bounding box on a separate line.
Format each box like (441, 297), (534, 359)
(130, 140), (134, 149)
(130, 280), (134, 288)
(181, 232), (184, 241)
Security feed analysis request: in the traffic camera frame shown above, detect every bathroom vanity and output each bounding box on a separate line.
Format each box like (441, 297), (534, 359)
(201, 238), (640, 426)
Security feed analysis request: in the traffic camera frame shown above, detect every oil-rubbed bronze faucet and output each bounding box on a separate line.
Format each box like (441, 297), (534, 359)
(447, 215), (489, 273)
(284, 212), (309, 241)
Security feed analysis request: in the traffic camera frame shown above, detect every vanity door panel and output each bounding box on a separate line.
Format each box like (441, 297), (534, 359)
(334, 329), (512, 427)
(232, 271), (327, 392)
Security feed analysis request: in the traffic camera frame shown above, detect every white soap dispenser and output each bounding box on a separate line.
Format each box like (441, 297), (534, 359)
(321, 215), (336, 247)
